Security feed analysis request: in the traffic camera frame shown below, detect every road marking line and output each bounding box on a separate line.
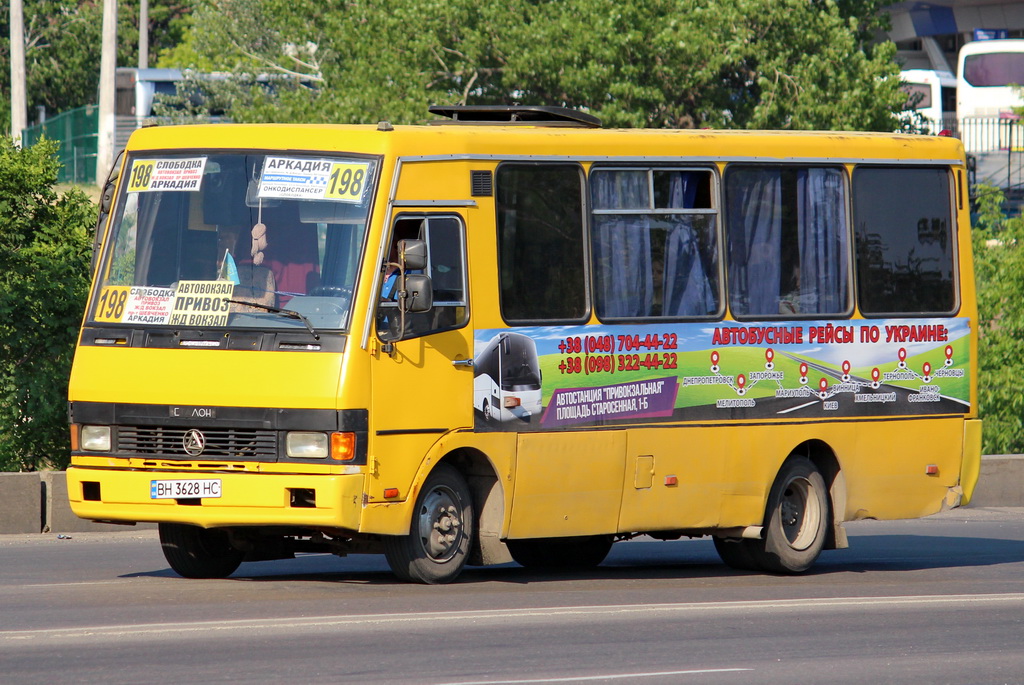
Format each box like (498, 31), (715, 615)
(4, 593), (1023, 642)
(436, 669), (753, 684)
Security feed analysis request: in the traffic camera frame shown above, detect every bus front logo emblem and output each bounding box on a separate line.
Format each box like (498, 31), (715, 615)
(182, 429), (206, 456)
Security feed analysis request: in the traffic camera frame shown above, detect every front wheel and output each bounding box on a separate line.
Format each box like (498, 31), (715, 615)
(158, 523), (244, 579)
(384, 463), (474, 584)
(748, 458), (830, 574)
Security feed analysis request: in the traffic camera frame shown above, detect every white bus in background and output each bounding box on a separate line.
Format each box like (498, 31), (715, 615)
(899, 69), (956, 133)
(956, 39), (1024, 153)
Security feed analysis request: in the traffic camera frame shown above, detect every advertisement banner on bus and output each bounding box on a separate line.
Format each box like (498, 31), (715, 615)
(472, 318), (970, 430)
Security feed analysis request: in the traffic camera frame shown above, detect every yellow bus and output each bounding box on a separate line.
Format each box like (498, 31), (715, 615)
(68, 106), (981, 583)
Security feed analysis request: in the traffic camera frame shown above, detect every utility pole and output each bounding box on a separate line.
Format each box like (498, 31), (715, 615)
(96, 0), (117, 184)
(10, 0), (27, 144)
(139, 0), (149, 69)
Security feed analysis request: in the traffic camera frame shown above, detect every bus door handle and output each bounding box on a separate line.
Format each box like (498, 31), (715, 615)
(451, 358), (474, 368)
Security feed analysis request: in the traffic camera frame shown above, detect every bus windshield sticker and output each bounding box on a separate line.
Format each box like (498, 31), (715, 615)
(166, 281), (232, 328)
(127, 158), (208, 193)
(472, 318), (972, 430)
(258, 157), (370, 203)
(94, 285), (175, 325)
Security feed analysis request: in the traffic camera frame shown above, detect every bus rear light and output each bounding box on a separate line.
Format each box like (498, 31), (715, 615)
(504, 396), (521, 408)
(330, 432), (357, 462)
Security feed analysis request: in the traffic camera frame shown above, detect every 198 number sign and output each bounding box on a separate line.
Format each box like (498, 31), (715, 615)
(326, 163), (368, 202)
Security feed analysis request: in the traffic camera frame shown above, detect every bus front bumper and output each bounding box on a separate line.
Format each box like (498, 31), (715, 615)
(67, 466), (365, 530)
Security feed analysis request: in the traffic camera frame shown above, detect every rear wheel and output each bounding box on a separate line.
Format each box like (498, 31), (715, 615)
(506, 535), (613, 570)
(384, 463), (474, 584)
(747, 458), (829, 573)
(158, 523), (244, 579)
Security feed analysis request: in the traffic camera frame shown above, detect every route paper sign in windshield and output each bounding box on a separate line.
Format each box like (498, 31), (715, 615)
(258, 156), (370, 203)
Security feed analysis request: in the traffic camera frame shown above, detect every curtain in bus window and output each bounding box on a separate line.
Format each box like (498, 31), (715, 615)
(592, 171), (654, 318)
(727, 169), (782, 316)
(663, 172), (717, 316)
(797, 168), (848, 314)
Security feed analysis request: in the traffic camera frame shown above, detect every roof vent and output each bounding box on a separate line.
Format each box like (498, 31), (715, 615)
(428, 105), (601, 128)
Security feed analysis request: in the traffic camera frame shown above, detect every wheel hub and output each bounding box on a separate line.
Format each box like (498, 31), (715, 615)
(418, 488), (464, 562)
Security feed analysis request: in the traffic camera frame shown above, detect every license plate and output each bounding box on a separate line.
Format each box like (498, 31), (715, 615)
(150, 479), (222, 499)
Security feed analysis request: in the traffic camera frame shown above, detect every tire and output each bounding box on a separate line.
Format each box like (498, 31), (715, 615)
(482, 400), (492, 422)
(158, 523), (244, 579)
(506, 535), (613, 570)
(747, 458), (830, 574)
(384, 463), (474, 584)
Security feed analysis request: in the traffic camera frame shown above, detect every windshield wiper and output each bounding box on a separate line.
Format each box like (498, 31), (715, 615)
(227, 300), (319, 340)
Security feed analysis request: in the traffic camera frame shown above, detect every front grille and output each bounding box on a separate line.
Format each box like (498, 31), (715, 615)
(117, 426), (278, 460)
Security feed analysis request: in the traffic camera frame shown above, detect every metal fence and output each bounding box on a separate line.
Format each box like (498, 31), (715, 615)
(21, 105), (99, 185)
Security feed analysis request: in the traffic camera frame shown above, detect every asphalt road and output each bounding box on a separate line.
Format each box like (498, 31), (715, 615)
(2, 507), (1024, 685)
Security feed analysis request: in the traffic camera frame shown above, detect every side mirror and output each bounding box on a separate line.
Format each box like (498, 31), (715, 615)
(401, 274), (433, 313)
(398, 239), (427, 271)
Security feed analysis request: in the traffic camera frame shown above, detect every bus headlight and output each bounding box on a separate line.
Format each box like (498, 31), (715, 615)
(286, 432), (329, 459)
(80, 426), (112, 451)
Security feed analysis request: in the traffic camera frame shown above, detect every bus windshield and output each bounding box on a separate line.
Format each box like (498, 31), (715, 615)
(91, 152), (377, 332)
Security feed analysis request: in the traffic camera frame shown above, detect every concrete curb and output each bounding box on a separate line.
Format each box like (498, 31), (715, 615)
(1, 456), (1021, 533)
(968, 454), (1024, 508)
(0, 471), (154, 534)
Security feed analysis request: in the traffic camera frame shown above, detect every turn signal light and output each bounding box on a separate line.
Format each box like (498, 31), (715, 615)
(925, 464), (939, 475)
(330, 432), (357, 462)
(383, 488), (400, 498)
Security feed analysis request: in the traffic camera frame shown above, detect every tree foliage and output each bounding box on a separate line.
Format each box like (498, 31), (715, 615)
(1, 0), (192, 131)
(0, 137), (96, 471)
(162, 0), (904, 130)
(971, 184), (1024, 455)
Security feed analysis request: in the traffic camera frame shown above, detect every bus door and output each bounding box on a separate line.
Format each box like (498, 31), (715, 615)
(368, 213), (474, 502)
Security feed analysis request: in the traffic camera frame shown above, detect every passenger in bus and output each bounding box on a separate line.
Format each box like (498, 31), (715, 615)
(779, 265), (801, 315)
(259, 204), (321, 305)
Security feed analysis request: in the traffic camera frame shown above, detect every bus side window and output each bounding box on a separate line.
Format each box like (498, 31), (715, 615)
(496, 164), (587, 322)
(724, 165), (849, 318)
(590, 167), (719, 320)
(852, 167), (954, 315)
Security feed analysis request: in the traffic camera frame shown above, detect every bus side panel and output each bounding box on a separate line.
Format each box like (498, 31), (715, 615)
(827, 417), (965, 521)
(708, 417), (962, 532)
(617, 427), (725, 532)
(508, 431), (626, 538)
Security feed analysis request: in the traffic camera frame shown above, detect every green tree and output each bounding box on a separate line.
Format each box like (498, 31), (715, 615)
(162, 0), (904, 130)
(0, 137), (96, 471)
(971, 183), (1024, 455)
(1, 0), (191, 128)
